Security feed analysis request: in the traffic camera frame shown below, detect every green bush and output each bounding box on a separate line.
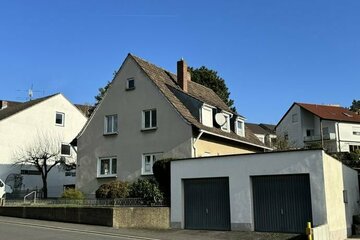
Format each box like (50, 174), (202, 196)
(129, 178), (164, 204)
(153, 158), (171, 202)
(95, 180), (129, 199)
(61, 188), (84, 200)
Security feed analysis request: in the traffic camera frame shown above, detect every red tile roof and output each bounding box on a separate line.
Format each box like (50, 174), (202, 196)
(297, 103), (360, 123)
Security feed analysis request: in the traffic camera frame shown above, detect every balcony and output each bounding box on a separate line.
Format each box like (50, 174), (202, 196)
(304, 133), (336, 142)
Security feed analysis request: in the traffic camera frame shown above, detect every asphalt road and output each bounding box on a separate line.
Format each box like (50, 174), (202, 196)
(0, 217), (162, 240)
(0, 216), (300, 240)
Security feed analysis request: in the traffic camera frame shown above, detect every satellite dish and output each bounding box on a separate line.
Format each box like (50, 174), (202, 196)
(215, 113), (226, 126)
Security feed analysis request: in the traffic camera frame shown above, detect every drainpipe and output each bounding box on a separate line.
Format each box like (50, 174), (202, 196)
(336, 122), (341, 152)
(320, 119), (324, 149)
(193, 130), (204, 157)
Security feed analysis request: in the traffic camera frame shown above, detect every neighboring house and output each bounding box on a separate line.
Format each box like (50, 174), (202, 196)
(0, 93), (88, 197)
(246, 123), (277, 148)
(276, 102), (360, 152)
(76, 54), (270, 196)
(171, 149), (359, 239)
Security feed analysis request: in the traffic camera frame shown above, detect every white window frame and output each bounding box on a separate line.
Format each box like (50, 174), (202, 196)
(235, 118), (245, 137)
(141, 153), (161, 175)
(126, 78), (135, 90)
(201, 104), (215, 127)
(61, 143), (71, 156)
(55, 112), (65, 126)
(142, 109), (157, 130)
(104, 114), (118, 134)
(97, 157), (117, 178)
(221, 112), (231, 132)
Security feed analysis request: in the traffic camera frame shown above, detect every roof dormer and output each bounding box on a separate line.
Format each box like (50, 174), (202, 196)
(201, 104), (216, 127)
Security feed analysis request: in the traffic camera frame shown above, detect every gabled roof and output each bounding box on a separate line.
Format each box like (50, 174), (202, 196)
(0, 94), (59, 122)
(246, 123), (271, 135)
(296, 103), (360, 123)
(277, 102), (360, 128)
(130, 54), (266, 149)
(259, 123), (276, 134)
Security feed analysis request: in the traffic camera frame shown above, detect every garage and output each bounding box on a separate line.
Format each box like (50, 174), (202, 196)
(171, 149), (360, 239)
(252, 174), (313, 233)
(184, 177), (230, 230)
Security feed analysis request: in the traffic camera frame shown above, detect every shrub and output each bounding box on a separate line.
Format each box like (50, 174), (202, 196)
(153, 158), (171, 202)
(95, 180), (129, 199)
(129, 178), (164, 204)
(61, 188), (84, 200)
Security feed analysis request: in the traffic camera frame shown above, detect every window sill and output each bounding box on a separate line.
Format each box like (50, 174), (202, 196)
(103, 132), (118, 136)
(141, 127), (157, 132)
(55, 124), (64, 127)
(141, 172), (153, 176)
(97, 174), (117, 179)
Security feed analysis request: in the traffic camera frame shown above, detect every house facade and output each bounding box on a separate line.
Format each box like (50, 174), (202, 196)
(76, 54), (269, 196)
(0, 94), (88, 197)
(276, 103), (360, 152)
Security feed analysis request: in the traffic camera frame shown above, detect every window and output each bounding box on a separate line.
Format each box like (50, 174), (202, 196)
(126, 78), (135, 90)
(142, 153), (162, 175)
(20, 170), (41, 175)
(306, 129), (314, 137)
(142, 109), (157, 130)
(65, 172), (76, 177)
(322, 127), (329, 135)
(221, 114), (230, 132)
(353, 127), (360, 136)
(284, 133), (289, 140)
(55, 112), (65, 126)
(350, 145), (360, 152)
(104, 114), (118, 134)
(292, 113), (298, 123)
(201, 105), (213, 127)
(61, 144), (71, 156)
(235, 119), (245, 137)
(97, 157), (117, 177)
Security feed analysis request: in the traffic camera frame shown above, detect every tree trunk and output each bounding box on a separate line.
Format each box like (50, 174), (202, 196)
(41, 175), (48, 199)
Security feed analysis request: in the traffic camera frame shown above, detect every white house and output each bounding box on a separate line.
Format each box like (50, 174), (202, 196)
(171, 149), (359, 240)
(76, 54), (270, 197)
(0, 93), (88, 198)
(276, 102), (360, 152)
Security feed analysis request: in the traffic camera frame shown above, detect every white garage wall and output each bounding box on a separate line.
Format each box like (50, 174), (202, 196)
(323, 154), (360, 239)
(171, 149), (328, 231)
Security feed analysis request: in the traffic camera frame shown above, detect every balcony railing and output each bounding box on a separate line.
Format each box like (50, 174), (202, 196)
(304, 133), (336, 142)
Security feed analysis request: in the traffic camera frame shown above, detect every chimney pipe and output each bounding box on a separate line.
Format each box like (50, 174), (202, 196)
(177, 59), (190, 92)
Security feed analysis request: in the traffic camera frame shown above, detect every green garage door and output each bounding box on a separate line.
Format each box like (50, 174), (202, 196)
(252, 174), (313, 233)
(184, 177), (231, 230)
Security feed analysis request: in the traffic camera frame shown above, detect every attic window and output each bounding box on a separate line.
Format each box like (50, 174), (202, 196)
(126, 78), (135, 90)
(235, 119), (245, 137)
(201, 105), (213, 127)
(221, 114), (230, 132)
(343, 112), (353, 117)
(55, 112), (65, 126)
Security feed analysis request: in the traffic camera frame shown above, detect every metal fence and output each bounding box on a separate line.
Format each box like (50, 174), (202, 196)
(3, 198), (168, 207)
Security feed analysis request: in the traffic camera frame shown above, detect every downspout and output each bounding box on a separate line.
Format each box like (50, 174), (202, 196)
(336, 122), (341, 152)
(320, 118), (324, 149)
(193, 130), (204, 157)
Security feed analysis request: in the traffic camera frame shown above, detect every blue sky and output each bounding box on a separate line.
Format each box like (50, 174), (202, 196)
(1, 1), (359, 124)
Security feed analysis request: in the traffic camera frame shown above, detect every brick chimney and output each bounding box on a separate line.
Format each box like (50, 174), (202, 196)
(177, 58), (191, 92)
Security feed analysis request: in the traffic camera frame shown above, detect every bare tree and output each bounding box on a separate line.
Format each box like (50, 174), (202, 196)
(14, 133), (75, 198)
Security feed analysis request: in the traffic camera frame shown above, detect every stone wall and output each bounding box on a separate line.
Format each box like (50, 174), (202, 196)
(113, 207), (169, 229)
(0, 206), (170, 229)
